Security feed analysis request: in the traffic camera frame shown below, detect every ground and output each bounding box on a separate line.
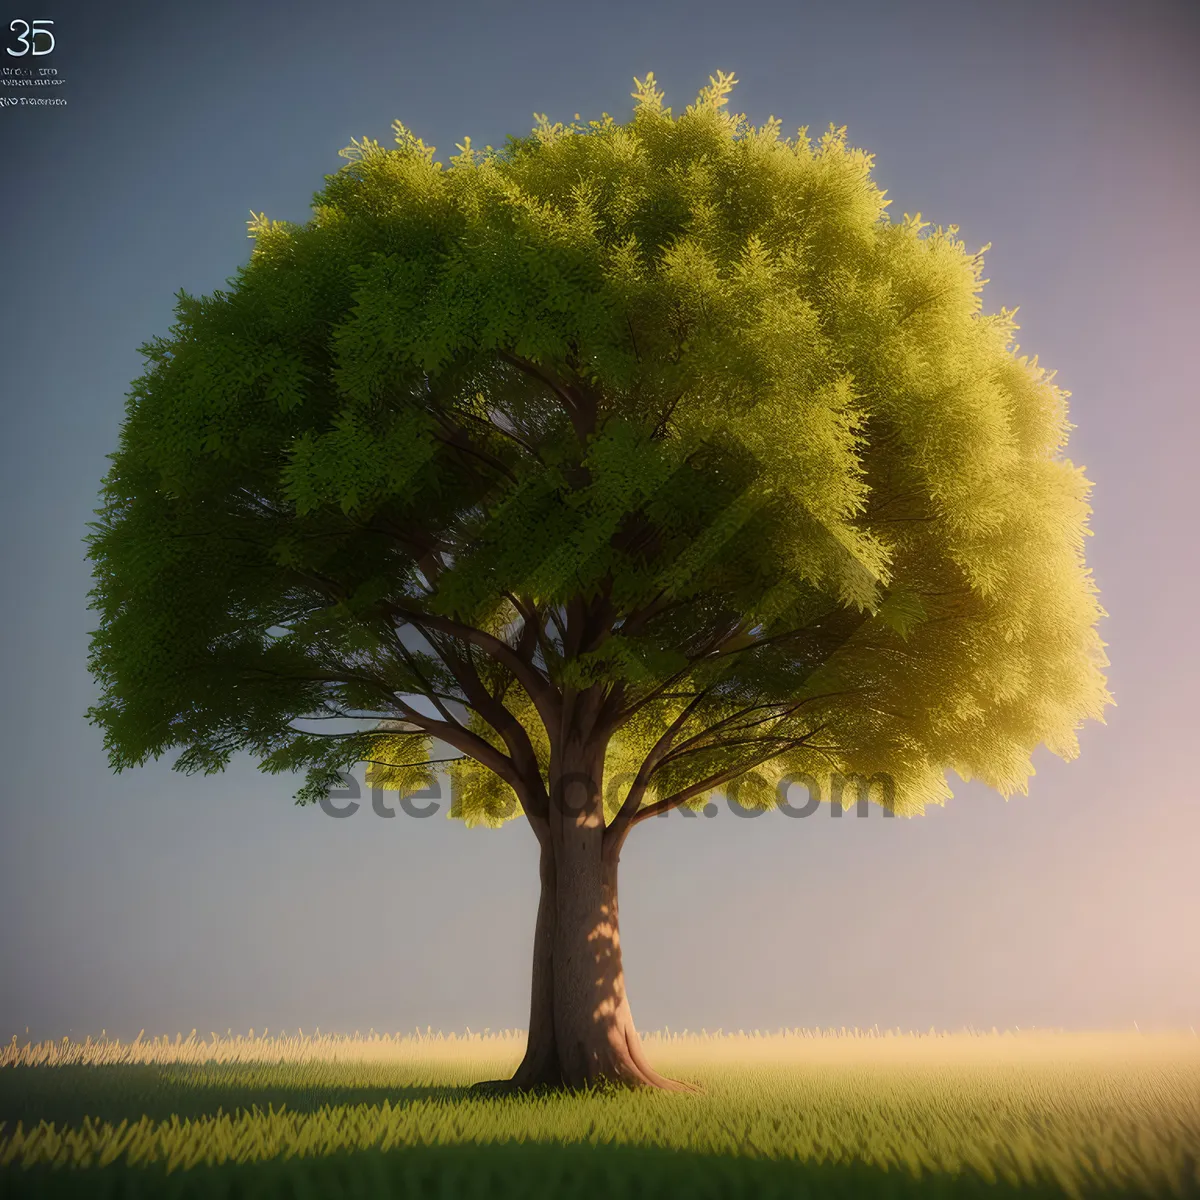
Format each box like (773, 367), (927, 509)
(1, 1029), (1198, 1197)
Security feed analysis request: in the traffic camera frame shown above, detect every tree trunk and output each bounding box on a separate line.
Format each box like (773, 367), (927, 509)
(549, 836), (689, 1090)
(473, 755), (692, 1093)
(504, 836), (560, 1088)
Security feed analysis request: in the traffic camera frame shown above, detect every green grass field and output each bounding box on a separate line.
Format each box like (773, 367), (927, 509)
(2, 1028), (1197, 1197)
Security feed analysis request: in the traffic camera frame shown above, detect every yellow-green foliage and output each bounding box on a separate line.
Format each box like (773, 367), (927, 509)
(3, 1030), (1197, 1197)
(86, 70), (1111, 826)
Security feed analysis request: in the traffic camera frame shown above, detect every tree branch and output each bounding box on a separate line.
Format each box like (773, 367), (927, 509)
(497, 350), (579, 418)
(241, 663), (525, 792)
(604, 683), (717, 853)
(386, 603), (559, 736)
(428, 416), (519, 485)
(459, 407), (542, 460)
(441, 642), (550, 821)
(627, 733), (825, 829)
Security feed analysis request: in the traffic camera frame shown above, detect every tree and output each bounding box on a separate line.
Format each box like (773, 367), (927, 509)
(85, 71), (1112, 1092)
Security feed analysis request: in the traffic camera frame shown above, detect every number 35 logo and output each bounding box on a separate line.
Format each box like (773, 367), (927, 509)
(7, 19), (55, 55)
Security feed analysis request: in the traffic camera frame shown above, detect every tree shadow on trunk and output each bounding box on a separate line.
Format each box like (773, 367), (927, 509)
(472, 832), (701, 1095)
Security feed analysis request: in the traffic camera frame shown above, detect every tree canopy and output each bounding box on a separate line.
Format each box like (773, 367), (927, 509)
(86, 71), (1112, 835)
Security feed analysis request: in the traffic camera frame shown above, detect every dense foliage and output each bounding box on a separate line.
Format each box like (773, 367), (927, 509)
(86, 71), (1111, 828)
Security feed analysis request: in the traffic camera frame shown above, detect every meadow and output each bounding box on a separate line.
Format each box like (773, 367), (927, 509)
(2, 1027), (1198, 1197)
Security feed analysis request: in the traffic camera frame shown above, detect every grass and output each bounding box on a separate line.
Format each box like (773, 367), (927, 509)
(2, 1028), (1198, 1197)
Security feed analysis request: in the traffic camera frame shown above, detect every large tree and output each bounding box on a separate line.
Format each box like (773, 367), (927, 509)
(86, 72), (1111, 1091)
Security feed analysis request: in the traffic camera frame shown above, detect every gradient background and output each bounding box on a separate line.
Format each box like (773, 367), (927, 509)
(1, 0), (1197, 1042)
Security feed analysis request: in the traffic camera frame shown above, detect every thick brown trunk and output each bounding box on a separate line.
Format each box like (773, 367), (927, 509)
(550, 840), (689, 1090)
(506, 837), (561, 1088)
(473, 751), (692, 1094)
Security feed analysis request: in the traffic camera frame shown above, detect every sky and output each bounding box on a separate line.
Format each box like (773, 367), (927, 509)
(1, 0), (1197, 1042)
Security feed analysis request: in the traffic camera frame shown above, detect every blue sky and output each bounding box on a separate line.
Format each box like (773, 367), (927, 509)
(1, 0), (1197, 1040)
